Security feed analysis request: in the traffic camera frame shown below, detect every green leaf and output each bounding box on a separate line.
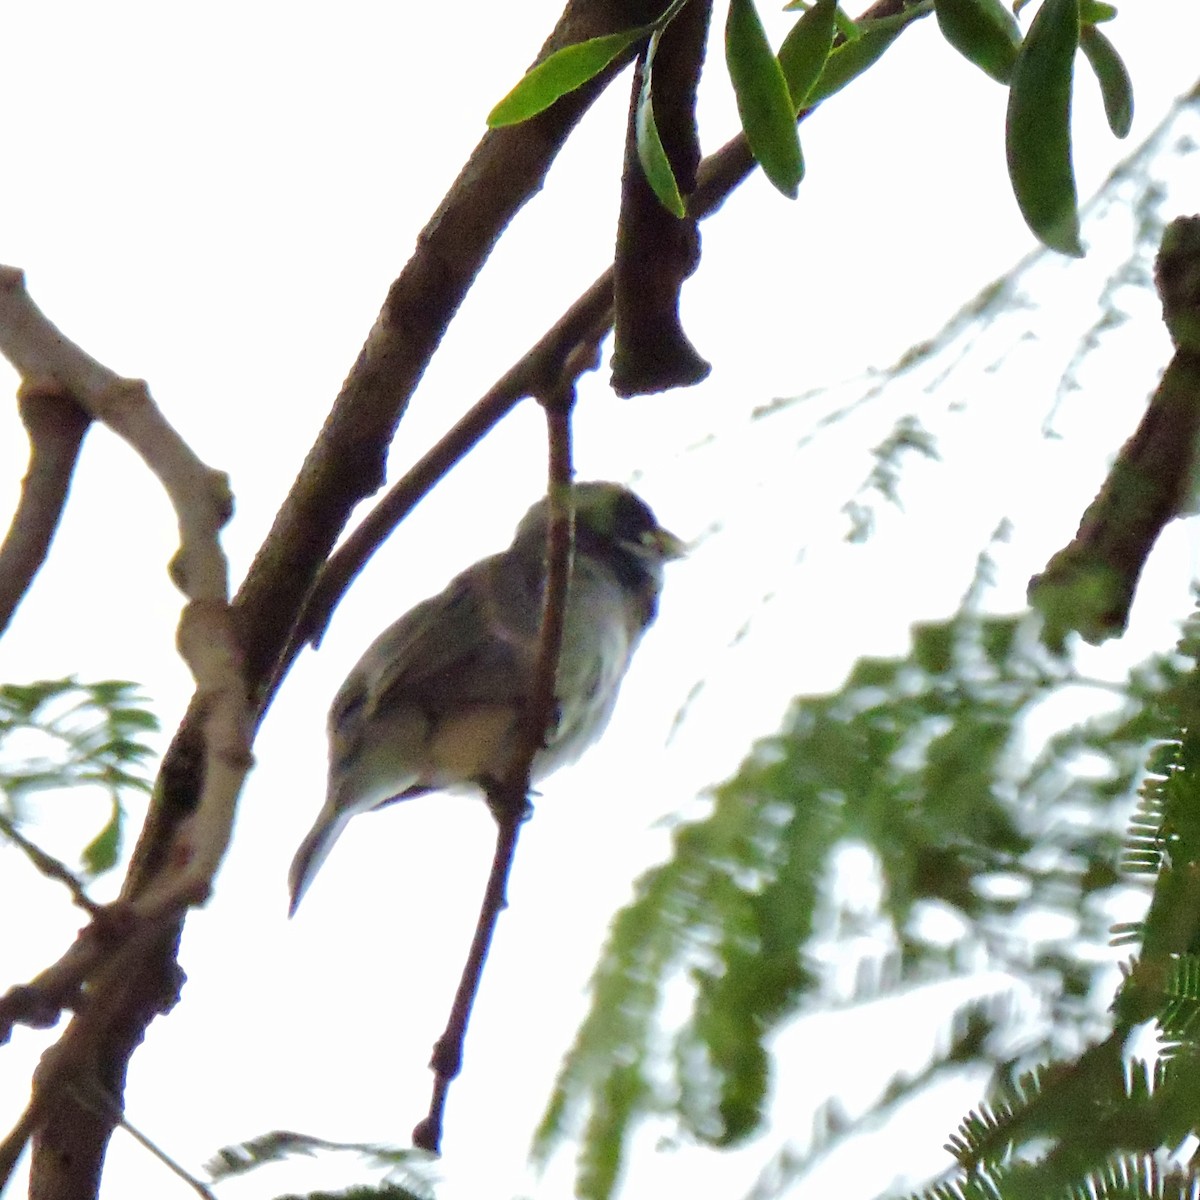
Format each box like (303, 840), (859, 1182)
(979, 616), (1019, 667)
(912, 620), (955, 674)
(1080, 24), (1133, 138)
(1005, 0), (1083, 256)
(1079, 0), (1117, 21)
(488, 28), (647, 127)
(81, 797), (122, 877)
(578, 1060), (646, 1200)
(726, 0), (804, 198)
(833, 6), (862, 40)
(634, 33), (687, 217)
(778, 0), (838, 110)
(935, 0), (1021, 84)
(805, 7), (926, 105)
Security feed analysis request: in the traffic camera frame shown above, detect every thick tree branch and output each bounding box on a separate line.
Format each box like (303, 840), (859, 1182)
(0, 273), (247, 929)
(0, 273), (250, 934)
(0, 269), (246, 1197)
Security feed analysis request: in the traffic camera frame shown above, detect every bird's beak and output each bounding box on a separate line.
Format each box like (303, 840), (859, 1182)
(640, 525), (688, 561)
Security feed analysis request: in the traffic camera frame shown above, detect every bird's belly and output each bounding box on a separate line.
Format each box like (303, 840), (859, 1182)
(425, 703), (521, 785)
(533, 628), (631, 778)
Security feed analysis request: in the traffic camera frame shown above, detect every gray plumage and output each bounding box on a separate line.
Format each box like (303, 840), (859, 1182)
(288, 481), (683, 914)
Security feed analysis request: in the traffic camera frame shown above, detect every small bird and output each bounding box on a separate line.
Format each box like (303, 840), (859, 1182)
(288, 481), (684, 915)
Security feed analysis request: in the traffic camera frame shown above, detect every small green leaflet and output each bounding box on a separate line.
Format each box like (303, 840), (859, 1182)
(635, 31), (686, 217)
(832, 6), (862, 40)
(488, 27), (649, 127)
(726, 0), (804, 197)
(81, 796), (122, 876)
(1079, 0), (1117, 22)
(1005, 0), (1083, 256)
(1080, 24), (1133, 138)
(804, 4), (929, 106)
(778, 0), (838, 111)
(935, 0), (1022, 84)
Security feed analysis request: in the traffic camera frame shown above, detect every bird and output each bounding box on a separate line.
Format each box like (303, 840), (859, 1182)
(287, 480), (684, 915)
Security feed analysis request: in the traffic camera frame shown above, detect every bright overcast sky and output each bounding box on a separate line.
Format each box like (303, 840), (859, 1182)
(2, 4), (1200, 1199)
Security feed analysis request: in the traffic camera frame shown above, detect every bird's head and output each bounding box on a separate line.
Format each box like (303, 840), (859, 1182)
(515, 481), (685, 584)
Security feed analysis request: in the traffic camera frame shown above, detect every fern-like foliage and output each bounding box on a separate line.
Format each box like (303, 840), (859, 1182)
(922, 1152), (1200, 1200)
(0, 677), (158, 877)
(532, 82), (1200, 1200)
(206, 1130), (435, 1200)
(534, 599), (1173, 1198)
(921, 607), (1200, 1200)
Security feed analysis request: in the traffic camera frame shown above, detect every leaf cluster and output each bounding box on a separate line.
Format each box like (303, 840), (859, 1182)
(906, 610), (1200, 1200)
(206, 1129), (436, 1200)
(0, 677), (158, 877)
(489, 0), (1134, 255)
(535, 587), (1176, 1197)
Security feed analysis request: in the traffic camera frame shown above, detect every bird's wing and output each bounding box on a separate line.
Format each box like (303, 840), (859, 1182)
(362, 554), (539, 718)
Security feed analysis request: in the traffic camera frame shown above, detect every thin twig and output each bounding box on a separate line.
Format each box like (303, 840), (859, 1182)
(0, 1102), (36, 1189)
(413, 400), (576, 1153)
(411, 810), (524, 1154)
(0, 813), (101, 918)
(81, 1085), (217, 1200)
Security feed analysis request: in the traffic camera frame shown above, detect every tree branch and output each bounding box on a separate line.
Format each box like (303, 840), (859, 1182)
(0, 268), (246, 1197)
(0, 813), (102, 919)
(2, 0), (918, 1189)
(0, 387), (90, 636)
(214, 0), (675, 721)
(414, 396), (577, 1154)
(269, 0), (914, 683)
(1029, 215), (1200, 644)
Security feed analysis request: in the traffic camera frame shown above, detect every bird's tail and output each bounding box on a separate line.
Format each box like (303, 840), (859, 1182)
(287, 807), (354, 917)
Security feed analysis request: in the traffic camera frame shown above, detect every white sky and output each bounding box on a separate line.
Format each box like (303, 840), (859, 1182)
(1, 3), (1199, 1199)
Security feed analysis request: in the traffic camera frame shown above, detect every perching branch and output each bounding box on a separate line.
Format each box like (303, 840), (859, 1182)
(414, 395), (578, 1154)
